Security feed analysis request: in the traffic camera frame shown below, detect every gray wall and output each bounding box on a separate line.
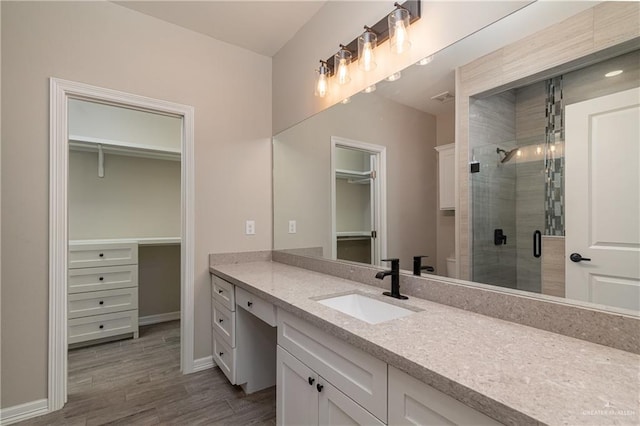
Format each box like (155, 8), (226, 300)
(1, 1), (272, 408)
(436, 111), (456, 277)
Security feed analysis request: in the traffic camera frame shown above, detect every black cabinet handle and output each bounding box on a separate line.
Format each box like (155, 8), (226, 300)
(99, 276), (104, 281)
(99, 301), (104, 305)
(308, 377), (315, 386)
(533, 230), (542, 258)
(218, 318), (223, 323)
(219, 351), (224, 356)
(570, 253), (591, 262)
(316, 383), (324, 392)
(218, 289), (223, 294)
(99, 325), (104, 329)
(99, 253), (104, 257)
(247, 301), (253, 307)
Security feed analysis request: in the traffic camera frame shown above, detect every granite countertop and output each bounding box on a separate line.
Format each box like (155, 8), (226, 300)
(210, 261), (640, 426)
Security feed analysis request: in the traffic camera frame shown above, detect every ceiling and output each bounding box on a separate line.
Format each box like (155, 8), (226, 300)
(113, 1), (326, 57)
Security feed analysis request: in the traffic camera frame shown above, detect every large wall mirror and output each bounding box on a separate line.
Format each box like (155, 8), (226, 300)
(273, 2), (639, 317)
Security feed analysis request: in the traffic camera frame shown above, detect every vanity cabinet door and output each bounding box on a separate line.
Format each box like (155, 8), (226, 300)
(277, 346), (318, 426)
(388, 366), (503, 425)
(318, 380), (384, 426)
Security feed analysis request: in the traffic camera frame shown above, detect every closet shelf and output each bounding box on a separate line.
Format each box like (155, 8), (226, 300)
(69, 135), (181, 161)
(335, 169), (372, 184)
(70, 237), (181, 246)
(336, 231), (371, 240)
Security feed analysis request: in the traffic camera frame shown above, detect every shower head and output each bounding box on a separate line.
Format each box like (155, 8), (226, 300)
(496, 147), (518, 164)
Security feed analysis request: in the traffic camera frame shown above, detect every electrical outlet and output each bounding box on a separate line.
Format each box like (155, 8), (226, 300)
(245, 220), (255, 235)
(288, 220), (297, 234)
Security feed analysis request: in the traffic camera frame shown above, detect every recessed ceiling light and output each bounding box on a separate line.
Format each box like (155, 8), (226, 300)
(605, 70), (623, 77)
(386, 72), (402, 82)
(341, 97), (352, 104)
(363, 84), (377, 94)
(416, 55), (433, 66)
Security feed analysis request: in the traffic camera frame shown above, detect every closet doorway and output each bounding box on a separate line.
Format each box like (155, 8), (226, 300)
(49, 79), (195, 411)
(330, 137), (387, 266)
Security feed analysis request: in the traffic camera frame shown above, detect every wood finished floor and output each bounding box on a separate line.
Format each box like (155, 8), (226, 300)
(18, 321), (276, 425)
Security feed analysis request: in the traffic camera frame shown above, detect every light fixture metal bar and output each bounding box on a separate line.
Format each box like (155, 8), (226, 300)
(324, 0), (421, 75)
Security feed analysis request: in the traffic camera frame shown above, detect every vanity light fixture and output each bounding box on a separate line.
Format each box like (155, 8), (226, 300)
(358, 26), (378, 71)
(416, 55), (433, 66)
(335, 45), (352, 85)
(389, 2), (411, 54)
(363, 84), (377, 94)
(386, 72), (402, 82)
(605, 69), (623, 77)
(314, 60), (330, 98)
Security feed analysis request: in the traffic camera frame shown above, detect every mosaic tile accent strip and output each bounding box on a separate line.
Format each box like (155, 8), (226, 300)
(544, 76), (565, 236)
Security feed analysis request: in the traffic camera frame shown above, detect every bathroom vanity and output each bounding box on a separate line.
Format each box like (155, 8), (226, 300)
(210, 256), (639, 425)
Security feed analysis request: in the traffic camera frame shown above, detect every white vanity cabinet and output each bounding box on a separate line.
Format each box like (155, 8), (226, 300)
(388, 366), (503, 425)
(211, 274), (277, 393)
(277, 308), (387, 425)
(68, 242), (139, 344)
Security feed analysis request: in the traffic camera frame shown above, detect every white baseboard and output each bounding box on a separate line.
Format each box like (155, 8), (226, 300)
(0, 398), (49, 425)
(139, 311), (180, 326)
(192, 355), (216, 373)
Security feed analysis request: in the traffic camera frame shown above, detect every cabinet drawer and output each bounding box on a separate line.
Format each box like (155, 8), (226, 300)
(388, 366), (503, 425)
(69, 243), (138, 269)
(68, 265), (138, 294)
(213, 330), (236, 384)
(211, 275), (235, 311)
(236, 286), (276, 327)
(212, 299), (236, 348)
(68, 287), (138, 319)
(68, 310), (137, 344)
(277, 309), (387, 422)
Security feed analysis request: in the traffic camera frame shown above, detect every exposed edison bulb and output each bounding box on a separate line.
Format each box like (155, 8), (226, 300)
(335, 46), (352, 85)
(314, 61), (330, 98)
(315, 73), (328, 98)
(358, 28), (377, 72)
(337, 58), (350, 85)
(536, 146), (542, 155)
(550, 145), (556, 152)
(516, 150), (522, 157)
(360, 42), (375, 71)
(389, 6), (411, 54)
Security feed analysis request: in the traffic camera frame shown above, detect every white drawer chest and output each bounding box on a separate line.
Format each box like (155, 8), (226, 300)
(68, 241), (139, 344)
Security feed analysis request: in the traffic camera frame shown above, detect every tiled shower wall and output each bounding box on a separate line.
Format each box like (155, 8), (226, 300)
(470, 92), (517, 288)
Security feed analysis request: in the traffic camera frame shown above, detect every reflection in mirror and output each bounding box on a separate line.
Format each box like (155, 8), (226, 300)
(470, 48), (640, 313)
(273, 3), (639, 316)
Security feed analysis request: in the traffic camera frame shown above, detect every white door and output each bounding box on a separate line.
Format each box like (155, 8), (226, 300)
(565, 87), (640, 312)
(276, 346), (318, 426)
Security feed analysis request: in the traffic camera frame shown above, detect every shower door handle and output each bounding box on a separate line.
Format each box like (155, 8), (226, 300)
(570, 253), (591, 262)
(533, 230), (541, 258)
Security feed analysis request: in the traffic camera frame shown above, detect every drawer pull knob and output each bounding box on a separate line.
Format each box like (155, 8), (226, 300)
(219, 351), (224, 356)
(99, 325), (104, 329)
(247, 301), (253, 307)
(316, 384), (323, 393)
(99, 277), (104, 281)
(99, 253), (104, 257)
(308, 377), (315, 386)
(99, 301), (104, 305)
(218, 289), (223, 294)
(218, 318), (223, 323)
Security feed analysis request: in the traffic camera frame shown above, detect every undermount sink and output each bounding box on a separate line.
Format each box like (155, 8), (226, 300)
(317, 293), (415, 324)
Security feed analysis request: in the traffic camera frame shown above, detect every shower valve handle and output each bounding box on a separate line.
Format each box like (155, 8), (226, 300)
(570, 253), (591, 262)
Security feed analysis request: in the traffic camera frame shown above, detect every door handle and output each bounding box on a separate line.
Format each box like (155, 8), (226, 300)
(533, 230), (541, 258)
(570, 253), (591, 262)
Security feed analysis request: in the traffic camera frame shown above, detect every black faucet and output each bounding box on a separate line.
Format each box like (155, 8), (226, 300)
(376, 258), (408, 300)
(413, 255), (435, 276)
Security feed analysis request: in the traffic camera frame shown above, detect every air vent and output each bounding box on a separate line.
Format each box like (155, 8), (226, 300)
(430, 91), (454, 103)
